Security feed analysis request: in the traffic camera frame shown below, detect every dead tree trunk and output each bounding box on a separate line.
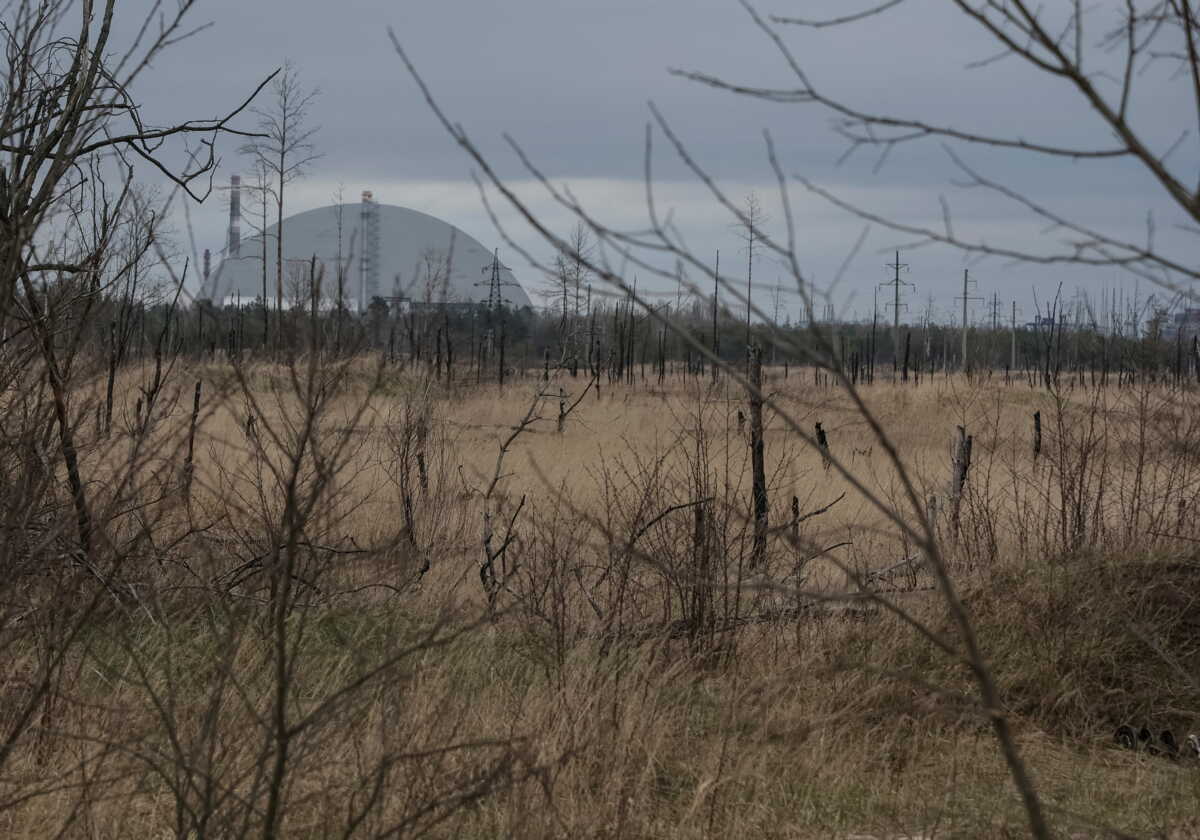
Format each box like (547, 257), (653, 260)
(691, 498), (710, 646)
(104, 321), (117, 438)
(416, 414), (429, 492)
(749, 345), (768, 567)
(480, 510), (496, 602)
(182, 380), (202, 503)
(498, 321), (506, 388)
(21, 276), (92, 557)
(815, 421), (830, 471)
(950, 425), (973, 529)
(902, 331), (911, 383)
(444, 312), (453, 383)
(434, 327), (443, 380)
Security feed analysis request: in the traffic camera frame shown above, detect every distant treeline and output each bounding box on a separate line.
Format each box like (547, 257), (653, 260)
(74, 285), (1200, 389)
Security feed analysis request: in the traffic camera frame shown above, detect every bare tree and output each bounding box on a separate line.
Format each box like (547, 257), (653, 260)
(732, 191), (769, 354)
(543, 222), (593, 364)
(418, 247), (451, 304)
(241, 60), (320, 350)
(0, 0), (271, 789)
(1, 0), (270, 558)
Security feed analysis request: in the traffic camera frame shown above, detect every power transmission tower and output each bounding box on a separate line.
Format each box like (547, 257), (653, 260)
(955, 269), (984, 371)
(474, 249), (519, 355)
(880, 252), (914, 375)
(479, 249), (505, 311)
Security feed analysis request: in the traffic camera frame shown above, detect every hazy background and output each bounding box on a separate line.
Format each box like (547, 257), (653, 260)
(124, 0), (1195, 325)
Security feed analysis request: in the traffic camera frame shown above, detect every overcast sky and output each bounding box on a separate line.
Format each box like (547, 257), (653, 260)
(123, 0), (1196, 326)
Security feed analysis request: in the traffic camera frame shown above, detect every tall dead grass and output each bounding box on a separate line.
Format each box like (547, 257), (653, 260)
(3, 358), (1200, 837)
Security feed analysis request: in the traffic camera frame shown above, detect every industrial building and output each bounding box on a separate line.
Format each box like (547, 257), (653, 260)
(200, 179), (532, 312)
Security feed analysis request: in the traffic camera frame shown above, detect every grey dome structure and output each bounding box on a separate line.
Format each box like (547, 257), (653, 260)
(202, 190), (531, 312)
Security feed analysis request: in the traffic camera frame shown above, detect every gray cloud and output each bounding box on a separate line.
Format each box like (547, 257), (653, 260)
(114, 0), (1195, 322)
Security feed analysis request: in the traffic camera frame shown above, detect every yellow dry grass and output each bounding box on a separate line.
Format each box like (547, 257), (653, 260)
(3, 358), (1199, 838)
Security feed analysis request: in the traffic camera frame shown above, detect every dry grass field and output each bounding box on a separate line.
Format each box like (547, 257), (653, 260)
(13, 0), (1200, 836)
(3, 357), (1200, 838)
